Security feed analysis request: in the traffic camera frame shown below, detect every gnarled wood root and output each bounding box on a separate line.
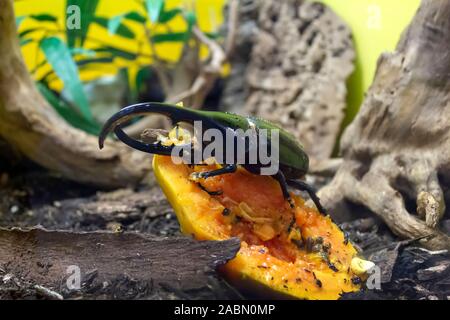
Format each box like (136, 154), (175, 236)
(319, 0), (450, 250)
(243, 0), (355, 164)
(0, 0), (151, 187)
(0, 228), (241, 299)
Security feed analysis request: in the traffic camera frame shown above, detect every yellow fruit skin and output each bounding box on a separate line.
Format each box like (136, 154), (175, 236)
(153, 155), (361, 300)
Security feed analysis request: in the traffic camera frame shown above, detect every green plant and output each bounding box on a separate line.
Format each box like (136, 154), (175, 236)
(16, 0), (212, 135)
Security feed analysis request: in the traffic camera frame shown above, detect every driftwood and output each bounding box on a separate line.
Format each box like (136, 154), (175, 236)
(0, 228), (241, 299)
(0, 168), (177, 235)
(0, 0), (151, 188)
(241, 0), (354, 164)
(319, 0), (450, 250)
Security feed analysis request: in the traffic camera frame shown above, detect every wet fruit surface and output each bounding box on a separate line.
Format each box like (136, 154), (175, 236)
(153, 155), (362, 299)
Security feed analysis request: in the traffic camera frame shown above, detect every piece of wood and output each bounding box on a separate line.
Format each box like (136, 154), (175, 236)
(319, 0), (450, 250)
(0, 171), (176, 235)
(0, 0), (151, 187)
(241, 0), (355, 164)
(0, 228), (241, 299)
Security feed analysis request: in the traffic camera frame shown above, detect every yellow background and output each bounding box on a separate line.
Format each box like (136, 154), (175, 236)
(15, 0), (227, 90)
(317, 0), (420, 125)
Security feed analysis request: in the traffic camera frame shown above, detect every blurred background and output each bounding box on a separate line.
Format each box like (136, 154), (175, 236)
(14, 0), (420, 139)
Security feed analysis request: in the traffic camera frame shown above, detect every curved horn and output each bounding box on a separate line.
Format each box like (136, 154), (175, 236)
(99, 102), (233, 158)
(112, 126), (175, 155)
(99, 102), (228, 150)
(99, 102), (175, 149)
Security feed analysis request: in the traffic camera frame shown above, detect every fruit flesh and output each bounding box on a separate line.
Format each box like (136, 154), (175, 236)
(153, 155), (361, 299)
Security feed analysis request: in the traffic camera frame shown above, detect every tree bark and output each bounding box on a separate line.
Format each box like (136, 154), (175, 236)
(0, 228), (241, 299)
(0, 0), (151, 188)
(240, 0), (355, 164)
(319, 0), (450, 250)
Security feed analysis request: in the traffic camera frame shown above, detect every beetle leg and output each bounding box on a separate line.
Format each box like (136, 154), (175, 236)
(286, 179), (327, 215)
(274, 171), (295, 208)
(191, 164), (237, 180)
(196, 182), (223, 196)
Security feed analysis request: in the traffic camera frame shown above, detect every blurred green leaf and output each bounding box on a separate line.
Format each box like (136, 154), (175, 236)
(145, 0), (164, 23)
(151, 32), (187, 43)
(19, 28), (39, 38)
(205, 32), (220, 39)
(16, 16), (26, 28)
(70, 47), (96, 57)
(184, 11), (197, 34)
(159, 8), (182, 23)
(180, 11), (197, 42)
(20, 39), (33, 46)
(151, 30), (217, 43)
(151, 30), (217, 42)
(93, 16), (135, 39)
(133, 67), (152, 100)
(122, 11), (147, 23)
(31, 59), (49, 75)
(135, 67), (152, 91)
(37, 82), (101, 135)
(66, 0), (100, 48)
(108, 11), (146, 35)
(76, 57), (114, 67)
(93, 46), (138, 60)
(40, 37), (92, 121)
(29, 14), (58, 22)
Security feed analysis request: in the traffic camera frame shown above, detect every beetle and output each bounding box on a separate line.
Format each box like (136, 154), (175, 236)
(98, 102), (327, 214)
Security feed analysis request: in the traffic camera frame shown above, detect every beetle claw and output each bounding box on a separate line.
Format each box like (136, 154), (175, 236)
(288, 197), (295, 209)
(286, 179), (327, 215)
(196, 182), (223, 196)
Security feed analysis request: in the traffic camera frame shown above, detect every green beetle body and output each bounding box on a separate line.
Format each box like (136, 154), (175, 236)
(99, 103), (325, 214)
(198, 110), (309, 180)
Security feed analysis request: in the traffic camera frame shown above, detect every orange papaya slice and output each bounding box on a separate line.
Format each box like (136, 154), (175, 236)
(153, 155), (365, 299)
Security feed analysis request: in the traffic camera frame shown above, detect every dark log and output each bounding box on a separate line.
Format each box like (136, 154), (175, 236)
(0, 228), (241, 299)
